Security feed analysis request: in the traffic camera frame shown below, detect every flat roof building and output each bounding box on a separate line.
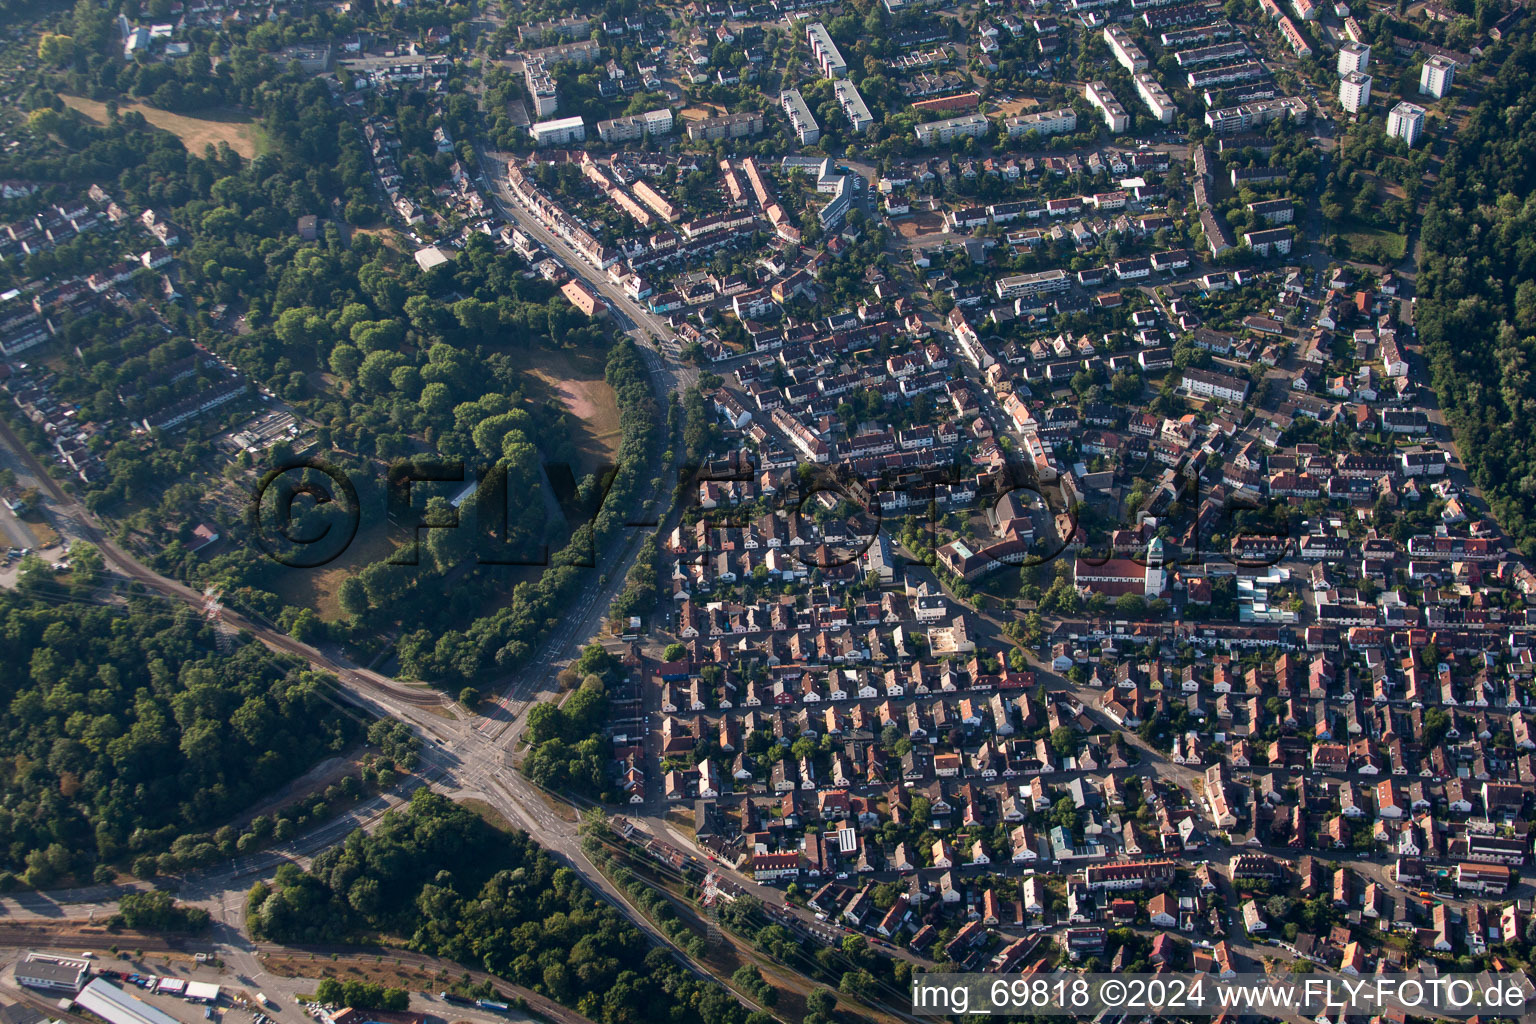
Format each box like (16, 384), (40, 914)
(781, 89), (821, 144)
(530, 115), (586, 146)
(1086, 81), (1129, 133)
(74, 978), (184, 1024)
(17, 957), (89, 994)
(596, 108), (673, 143)
(1339, 71), (1371, 113)
(1135, 73), (1177, 123)
(1005, 107), (1077, 138)
(523, 57), (558, 118)
(914, 113), (990, 145)
(833, 80), (875, 134)
(685, 110), (765, 142)
(806, 22), (847, 78)
(1104, 26), (1149, 71)
(1420, 54), (1455, 98)
(1387, 100), (1426, 147)
(1337, 40), (1370, 75)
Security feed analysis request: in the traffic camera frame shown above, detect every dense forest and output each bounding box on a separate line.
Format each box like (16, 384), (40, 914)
(0, 592), (361, 887)
(1416, 29), (1536, 558)
(248, 792), (769, 1024)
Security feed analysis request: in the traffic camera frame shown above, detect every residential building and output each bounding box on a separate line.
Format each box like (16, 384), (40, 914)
(1005, 107), (1077, 138)
(1105, 26), (1149, 71)
(596, 108), (674, 143)
(1135, 73), (1177, 123)
(915, 113), (991, 145)
(524, 57), (559, 117)
(834, 80), (875, 133)
(1386, 101), (1426, 147)
(531, 116), (586, 146)
(1182, 367), (1250, 403)
(1086, 81), (1129, 133)
(781, 89), (821, 144)
(1339, 71), (1371, 113)
(1337, 41), (1370, 75)
(1421, 55), (1456, 98)
(807, 22), (848, 78)
(686, 111), (766, 142)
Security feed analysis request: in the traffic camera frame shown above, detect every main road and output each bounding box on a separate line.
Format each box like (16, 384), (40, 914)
(0, 189), (781, 1018)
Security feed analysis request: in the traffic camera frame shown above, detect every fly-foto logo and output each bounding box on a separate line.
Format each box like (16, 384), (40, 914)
(247, 455), (641, 569)
(246, 453), (1296, 574)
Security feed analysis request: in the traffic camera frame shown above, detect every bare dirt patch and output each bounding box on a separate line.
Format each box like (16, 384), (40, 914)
(895, 210), (947, 238)
(263, 952), (441, 992)
(679, 103), (726, 122)
(61, 95), (266, 159)
(991, 96), (1042, 117)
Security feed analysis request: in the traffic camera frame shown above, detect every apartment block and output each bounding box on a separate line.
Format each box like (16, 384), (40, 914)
(524, 57), (558, 117)
(1387, 100), (1426, 147)
(686, 110), (766, 142)
(1086, 81), (1129, 133)
(834, 80), (875, 133)
(531, 116), (586, 146)
(914, 113), (991, 145)
(1339, 71), (1371, 113)
(806, 22), (848, 78)
(1005, 107), (1077, 137)
(1337, 40), (1370, 75)
(781, 89), (821, 144)
(1420, 54), (1455, 98)
(1104, 26), (1149, 71)
(1135, 73), (1177, 123)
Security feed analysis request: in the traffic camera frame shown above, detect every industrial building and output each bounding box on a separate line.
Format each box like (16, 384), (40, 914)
(16, 956), (89, 994)
(74, 979), (184, 1024)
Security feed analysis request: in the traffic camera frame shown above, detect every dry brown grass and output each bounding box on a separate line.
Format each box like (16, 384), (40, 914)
(991, 96), (1042, 117)
(61, 94), (266, 159)
(520, 346), (623, 476)
(679, 103), (726, 122)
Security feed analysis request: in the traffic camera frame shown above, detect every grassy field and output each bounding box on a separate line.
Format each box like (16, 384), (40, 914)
(61, 94), (267, 159)
(267, 515), (401, 621)
(1339, 221), (1408, 262)
(520, 344), (623, 478)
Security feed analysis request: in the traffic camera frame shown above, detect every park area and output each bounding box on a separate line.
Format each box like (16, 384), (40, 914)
(62, 94), (267, 158)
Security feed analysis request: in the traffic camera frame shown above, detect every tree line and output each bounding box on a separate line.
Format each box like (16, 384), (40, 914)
(1415, 30), (1536, 558)
(0, 592), (361, 888)
(247, 791), (771, 1024)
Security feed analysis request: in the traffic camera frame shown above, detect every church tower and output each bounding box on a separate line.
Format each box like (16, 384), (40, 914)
(1144, 536), (1166, 597)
